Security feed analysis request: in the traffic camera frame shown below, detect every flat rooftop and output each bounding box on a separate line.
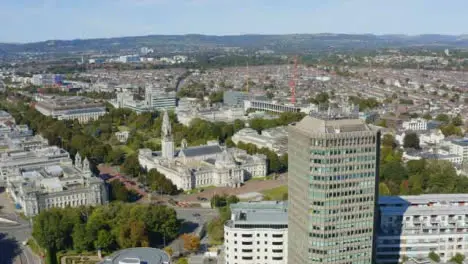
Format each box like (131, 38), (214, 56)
(291, 115), (372, 136)
(100, 248), (170, 264)
(227, 201), (288, 227)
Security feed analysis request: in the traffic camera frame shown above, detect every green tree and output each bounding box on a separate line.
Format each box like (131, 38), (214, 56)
(32, 209), (67, 264)
(177, 258), (189, 264)
(403, 132), (420, 149)
(428, 251), (440, 262)
(422, 113), (432, 120)
(109, 180), (130, 202)
(450, 253), (465, 264)
(379, 182), (391, 196)
(382, 134), (397, 148)
(95, 230), (114, 251)
(452, 114), (463, 126)
(435, 113), (450, 124)
(122, 154), (141, 177)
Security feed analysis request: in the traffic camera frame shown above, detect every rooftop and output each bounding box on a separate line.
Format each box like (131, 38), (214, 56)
(226, 201), (288, 227)
(291, 115), (372, 136)
(100, 248), (170, 264)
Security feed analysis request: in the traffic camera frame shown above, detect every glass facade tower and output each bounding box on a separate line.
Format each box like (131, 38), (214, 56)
(288, 115), (380, 264)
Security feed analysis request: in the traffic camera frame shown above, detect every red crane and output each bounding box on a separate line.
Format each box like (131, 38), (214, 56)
(289, 56), (298, 104)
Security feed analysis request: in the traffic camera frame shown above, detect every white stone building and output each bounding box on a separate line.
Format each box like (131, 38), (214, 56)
(138, 111), (267, 190)
(224, 201), (288, 264)
(377, 194), (468, 263)
(231, 127), (288, 155)
(6, 153), (108, 216)
(402, 118), (428, 131)
(115, 131), (130, 143)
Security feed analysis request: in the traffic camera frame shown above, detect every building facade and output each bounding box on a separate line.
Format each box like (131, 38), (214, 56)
(6, 153), (107, 216)
(224, 201), (288, 264)
(224, 91), (248, 107)
(402, 118), (428, 131)
(377, 194), (468, 263)
(138, 111), (267, 190)
(35, 95), (106, 123)
(288, 113), (380, 264)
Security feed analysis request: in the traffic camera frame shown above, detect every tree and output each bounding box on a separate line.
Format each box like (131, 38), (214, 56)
(32, 209), (67, 264)
(109, 180), (130, 202)
(181, 234), (200, 253)
(122, 154), (141, 177)
(164, 246), (174, 257)
(452, 114), (463, 126)
(450, 253), (465, 264)
(177, 258), (189, 264)
(379, 182), (391, 196)
(435, 113), (450, 124)
(403, 132), (420, 149)
(428, 251), (440, 262)
(422, 113), (432, 120)
(382, 134), (397, 149)
(95, 230), (114, 251)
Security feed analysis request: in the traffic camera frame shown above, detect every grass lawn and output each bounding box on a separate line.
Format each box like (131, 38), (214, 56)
(261, 185), (288, 201)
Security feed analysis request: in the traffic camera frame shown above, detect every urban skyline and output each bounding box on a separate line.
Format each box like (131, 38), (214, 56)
(0, 0), (467, 42)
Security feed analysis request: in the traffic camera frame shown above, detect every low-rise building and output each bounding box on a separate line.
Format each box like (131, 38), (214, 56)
(100, 247), (170, 264)
(231, 127), (288, 155)
(402, 118), (428, 131)
(35, 95), (106, 123)
(0, 110), (14, 123)
(224, 201), (288, 264)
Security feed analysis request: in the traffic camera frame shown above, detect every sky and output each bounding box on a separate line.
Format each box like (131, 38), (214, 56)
(0, 0), (467, 43)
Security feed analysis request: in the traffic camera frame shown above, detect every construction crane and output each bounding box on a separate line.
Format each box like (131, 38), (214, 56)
(289, 56), (298, 104)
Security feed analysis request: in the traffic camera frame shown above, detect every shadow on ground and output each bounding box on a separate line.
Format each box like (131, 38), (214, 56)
(0, 233), (21, 264)
(180, 221), (199, 234)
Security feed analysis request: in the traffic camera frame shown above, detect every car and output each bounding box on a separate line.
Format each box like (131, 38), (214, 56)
(193, 213), (201, 217)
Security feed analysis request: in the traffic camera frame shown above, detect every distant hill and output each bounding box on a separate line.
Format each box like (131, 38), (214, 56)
(1, 34), (468, 54)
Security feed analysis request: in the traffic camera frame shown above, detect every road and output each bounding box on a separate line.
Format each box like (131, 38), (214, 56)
(0, 190), (41, 264)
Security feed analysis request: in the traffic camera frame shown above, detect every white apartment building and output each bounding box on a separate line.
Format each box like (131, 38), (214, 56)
(244, 99), (318, 114)
(224, 201), (288, 264)
(377, 194), (468, 263)
(448, 139), (468, 162)
(402, 118), (428, 131)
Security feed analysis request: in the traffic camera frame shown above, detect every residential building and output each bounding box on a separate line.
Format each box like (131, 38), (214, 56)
(377, 194), (468, 263)
(224, 201), (288, 264)
(402, 118), (428, 131)
(0, 110), (14, 123)
(6, 153), (108, 216)
(231, 127), (288, 155)
(138, 111), (267, 190)
(288, 111), (380, 264)
(34, 95), (106, 123)
(448, 139), (468, 162)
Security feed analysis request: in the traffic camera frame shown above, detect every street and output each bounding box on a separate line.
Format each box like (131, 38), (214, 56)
(0, 190), (41, 264)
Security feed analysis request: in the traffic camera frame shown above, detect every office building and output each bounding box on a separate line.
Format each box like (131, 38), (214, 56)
(0, 110), (14, 123)
(145, 85), (177, 110)
(448, 138), (468, 162)
(224, 91), (248, 107)
(288, 110), (380, 264)
(377, 194), (468, 263)
(35, 95), (107, 123)
(224, 201), (288, 264)
(31, 74), (63, 86)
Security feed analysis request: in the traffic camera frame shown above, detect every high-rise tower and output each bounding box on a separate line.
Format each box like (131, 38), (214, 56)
(161, 110), (174, 159)
(288, 111), (380, 264)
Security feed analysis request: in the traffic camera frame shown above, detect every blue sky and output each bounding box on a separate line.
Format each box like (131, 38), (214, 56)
(1, 0), (467, 43)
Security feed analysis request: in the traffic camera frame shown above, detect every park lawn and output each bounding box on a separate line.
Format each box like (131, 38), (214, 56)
(261, 185), (288, 200)
(120, 145), (135, 155)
